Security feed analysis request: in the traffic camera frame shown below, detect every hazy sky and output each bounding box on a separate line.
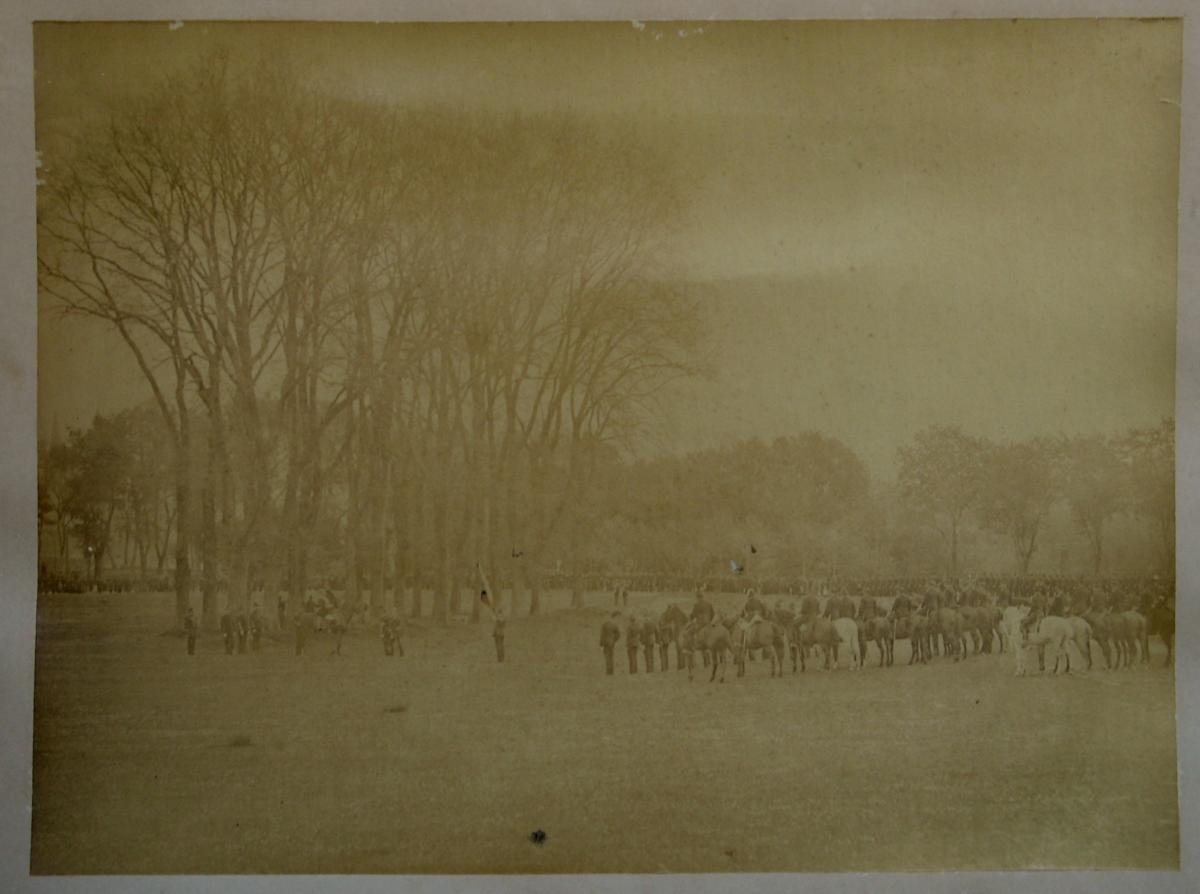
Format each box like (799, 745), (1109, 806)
(35, 19), (1181, 474)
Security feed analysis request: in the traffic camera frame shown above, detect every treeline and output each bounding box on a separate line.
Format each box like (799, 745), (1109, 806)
(40, 410), (1174, 610)
(38, 56), (699, 627)
(565, 421), (1173, 582)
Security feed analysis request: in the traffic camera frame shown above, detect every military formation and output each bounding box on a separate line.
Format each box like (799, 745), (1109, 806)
(596, 577), (1176, 681)
(177, 572), (1174, 679)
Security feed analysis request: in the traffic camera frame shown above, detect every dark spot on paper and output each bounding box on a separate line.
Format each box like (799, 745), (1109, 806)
(529, 829), (547, 846)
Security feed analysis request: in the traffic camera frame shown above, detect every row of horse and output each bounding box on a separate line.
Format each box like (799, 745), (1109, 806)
(644, 601), (1170, 683)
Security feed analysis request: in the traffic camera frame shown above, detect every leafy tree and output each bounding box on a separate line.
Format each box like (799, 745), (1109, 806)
(1061, 434), (1126, 573)
(1119, 418), (1174, 573)
(897, 426), (987, 576)
(978, 438), (1058, 574)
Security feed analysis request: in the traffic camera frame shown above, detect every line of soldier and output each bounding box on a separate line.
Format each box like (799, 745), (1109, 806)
(182, 600), (408, 659)
(599, 589), (720, 675)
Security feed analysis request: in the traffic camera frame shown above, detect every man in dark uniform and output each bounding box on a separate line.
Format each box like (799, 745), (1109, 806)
(219, 610), (236, 655)
(249, 603), (263, 652)
(799, 591), (820, 620)
(382, 613), (396, 656)
(1049, 589), (1068, 617)
(184, 606), (198, 656)
(625, 615), (642, 674)
(1022, 589), (1047, 635)
(691, 590), (715, 626)
(600, 611), (621, 675)
(857, 596), (879, 623)
(742, 588), (768, 622)
(641, 616), (657, 672)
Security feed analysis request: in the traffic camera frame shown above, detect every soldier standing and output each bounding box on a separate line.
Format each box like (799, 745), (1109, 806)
(600, 611), (621, 675)
(641, 616), (657, 672)
(625, 615), (642, 673)
(382, 614), (396, 656)
(249, 604), (263, 652)
(183, 606), (198, 656)
(219, 610), (235, 655)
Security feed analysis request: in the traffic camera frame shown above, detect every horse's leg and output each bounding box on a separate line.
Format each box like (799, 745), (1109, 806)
(709, 653), (718, 682)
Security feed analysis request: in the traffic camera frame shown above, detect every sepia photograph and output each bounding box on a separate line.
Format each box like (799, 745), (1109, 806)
(24, 14), (1184, 876)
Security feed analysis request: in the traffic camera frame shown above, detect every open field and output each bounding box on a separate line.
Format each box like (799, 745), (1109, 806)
(31, 590), (1178, 874)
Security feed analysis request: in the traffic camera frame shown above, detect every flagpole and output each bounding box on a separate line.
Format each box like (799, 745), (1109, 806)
(477, 562), (498, 622)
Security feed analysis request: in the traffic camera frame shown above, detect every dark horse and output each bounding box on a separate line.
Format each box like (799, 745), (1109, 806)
(793, 616), (839, 671)
(1146, 598), (1174, 667)
(693, 620), (732, 683)
(732, 618), (783, 678)
(861, 616), (894, 667)
(891, 613), (927, 665)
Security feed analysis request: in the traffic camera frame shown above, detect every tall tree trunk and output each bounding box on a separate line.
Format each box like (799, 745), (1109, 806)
(408, 477), (423, 619)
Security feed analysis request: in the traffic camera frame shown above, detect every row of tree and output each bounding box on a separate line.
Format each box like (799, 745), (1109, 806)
(38, 56), (699, 628)
(897, 421), (1174, 576)
(39, 408), (1175, 612)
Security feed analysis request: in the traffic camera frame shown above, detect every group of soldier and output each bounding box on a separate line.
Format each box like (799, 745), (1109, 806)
(181, 592), (411, 659)
(596, 576), (1175, 675)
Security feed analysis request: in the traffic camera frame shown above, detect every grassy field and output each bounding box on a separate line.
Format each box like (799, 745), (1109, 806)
(30, 589), (1179, 874)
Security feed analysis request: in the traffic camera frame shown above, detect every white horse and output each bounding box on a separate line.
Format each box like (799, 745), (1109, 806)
(1022, 615), (1089, 675)
(831, 617), (861, 670)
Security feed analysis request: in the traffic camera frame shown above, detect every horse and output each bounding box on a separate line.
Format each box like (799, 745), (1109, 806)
(1082, 609), (1117, 670)
(1121, 610), (1150, 665)
(732, 618), (783, 678)
(861, 615), (894, 667)
(1021, 615), (1088, 675)
(830, 617), (861, 670)
(1147, 600), (1175, 667)
(1103, 609), (1135, 669)
(957, 606), (993, 655)
(794, 616), (839, 671)
(891, 613), (927, 665)
(1065, 615), (1094, 669)
(930, 607), (967, 661)
(696, 620), (732, 683)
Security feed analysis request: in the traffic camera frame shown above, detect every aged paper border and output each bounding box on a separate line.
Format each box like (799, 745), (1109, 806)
(1, 1), (1196, 892)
